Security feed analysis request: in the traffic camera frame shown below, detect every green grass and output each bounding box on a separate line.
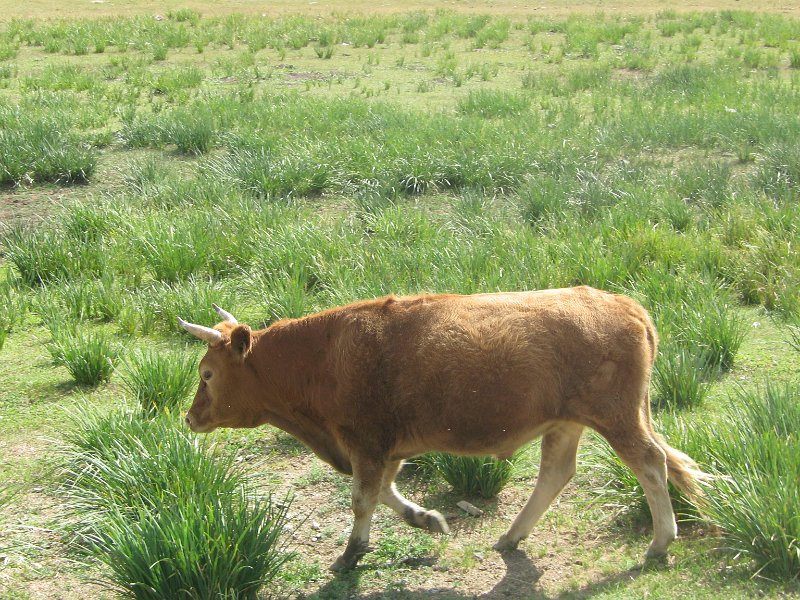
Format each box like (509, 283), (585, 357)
(58, 409), (293, 599)
(46, 328), (122, 387)
(415, 452), (519, 499)
(120, 347), (198, 417)
(0, 6), (799, 598)
(0, 104), (97, 184)
(701, 384), (800, 581)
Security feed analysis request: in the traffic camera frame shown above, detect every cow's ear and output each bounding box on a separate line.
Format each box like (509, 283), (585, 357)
(230, 324), (252, 360)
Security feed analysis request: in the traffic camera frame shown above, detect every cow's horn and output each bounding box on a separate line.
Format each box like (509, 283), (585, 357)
(178, 317), (224, 344)
(212, 304), (238, 324)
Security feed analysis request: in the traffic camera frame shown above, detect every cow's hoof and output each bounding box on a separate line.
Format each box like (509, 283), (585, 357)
(329, 540), (371, 573)
(404, 508), (450, 534)
(493, 533), (522, 552)
(644, 545), (669, 560)
(329, 555), (355, 573)
(425, 510), (450, 534)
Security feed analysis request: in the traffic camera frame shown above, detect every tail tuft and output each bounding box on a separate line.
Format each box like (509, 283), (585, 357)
(654, 433), (713, 503)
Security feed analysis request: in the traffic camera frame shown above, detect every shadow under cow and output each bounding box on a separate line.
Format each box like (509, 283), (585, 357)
(306, 549), (655, 600)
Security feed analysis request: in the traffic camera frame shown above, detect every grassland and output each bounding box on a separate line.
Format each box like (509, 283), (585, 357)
(0, 3), (799, 599)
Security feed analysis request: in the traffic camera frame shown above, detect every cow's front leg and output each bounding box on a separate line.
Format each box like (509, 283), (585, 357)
(380, 460), (449, 534)
(330, 458), (384, 572)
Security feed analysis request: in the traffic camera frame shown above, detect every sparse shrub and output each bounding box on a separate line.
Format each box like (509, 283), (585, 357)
(566, 63), (610, 91)
(167, 8), (201, 25)
(147, 278), (238, 335)
(122, 154), (172, 195)
(250, 269), (316, 322)
(64, 201), (115, 245)
(48, 278), (103, 322)
(120, 112), (167, 149)
(0, 42), (18, 61)
(217, 145), (332, 200)
(152, 66), (203, 95)
(473, 17), (510, 49)
(152, 44), (167, 61)
(789, 322), (800, 354)
(91, 493), (290, 600)
(0, 63), (17, 80)
(121, 348), (198, 417)
(314, 44), (335, 59)
(133, 215), (226, 283)
(731, 226), (798, 314)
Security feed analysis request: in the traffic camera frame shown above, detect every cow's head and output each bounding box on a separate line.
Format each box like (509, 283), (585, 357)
(179, 305), (261, 433)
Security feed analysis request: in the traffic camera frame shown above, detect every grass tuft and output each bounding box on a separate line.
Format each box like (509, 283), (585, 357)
(457, 89), (531, 118)
(59, 409), (293, 599)
(702, 384), (800, 581)
(120, 348), (198, 418)
(46, 327), (122, 386)
(0, 106), (96, 184)
(417, 452), (518, 498)
(652, 345), (712, 411)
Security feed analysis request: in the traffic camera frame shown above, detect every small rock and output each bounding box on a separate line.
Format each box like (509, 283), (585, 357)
(311, 521), (321, 531)
(457, 500), (483, 516)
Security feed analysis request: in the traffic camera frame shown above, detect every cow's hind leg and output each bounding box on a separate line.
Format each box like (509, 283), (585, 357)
(330, 457), (385, 572)
(601, 425), (677, 558)
(380, 460), (449, 534)
(494, 422), (584, 551)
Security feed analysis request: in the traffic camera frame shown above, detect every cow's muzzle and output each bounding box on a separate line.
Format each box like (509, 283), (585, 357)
(184, 413), (215, 433)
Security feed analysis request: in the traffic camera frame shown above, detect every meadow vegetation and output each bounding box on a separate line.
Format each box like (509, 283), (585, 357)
(0, 6), (799, 598)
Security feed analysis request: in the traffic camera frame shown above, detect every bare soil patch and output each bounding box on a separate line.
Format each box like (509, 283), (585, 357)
(0, 187), (67, 228)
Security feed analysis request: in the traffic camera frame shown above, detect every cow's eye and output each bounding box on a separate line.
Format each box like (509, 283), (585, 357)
(202, 370), (213, 381)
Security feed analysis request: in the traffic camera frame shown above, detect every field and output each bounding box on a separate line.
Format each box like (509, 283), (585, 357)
(1, 1), (799, 598)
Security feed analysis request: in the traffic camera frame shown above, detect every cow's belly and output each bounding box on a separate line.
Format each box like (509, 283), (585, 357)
(391, 417), (557, 461)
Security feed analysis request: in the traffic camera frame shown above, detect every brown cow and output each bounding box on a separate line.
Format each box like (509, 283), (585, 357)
(179, 286), (707, 572)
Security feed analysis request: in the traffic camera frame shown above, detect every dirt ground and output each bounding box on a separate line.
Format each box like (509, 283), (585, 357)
(228, 449), (657, 599)
(0, 432), (650, 600)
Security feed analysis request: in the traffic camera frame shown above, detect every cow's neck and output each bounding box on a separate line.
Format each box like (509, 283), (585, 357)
(250, 315), (353, 475)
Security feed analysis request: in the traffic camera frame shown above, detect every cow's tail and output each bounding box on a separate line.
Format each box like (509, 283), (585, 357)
(652, 430), (712, 503)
